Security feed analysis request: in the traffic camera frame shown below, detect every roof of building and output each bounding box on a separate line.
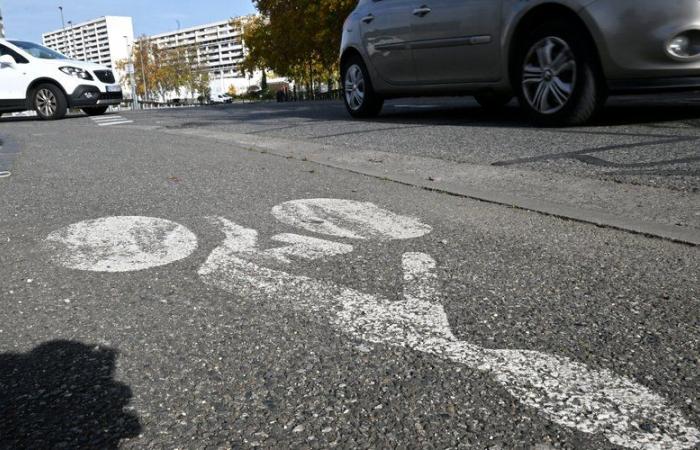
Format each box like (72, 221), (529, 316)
(42, 16), (132, 38)
(149, 15), (255, 40)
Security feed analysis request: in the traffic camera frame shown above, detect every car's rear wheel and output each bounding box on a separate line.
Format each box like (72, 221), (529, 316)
(474, 92), (513, 111)
(32, 84), (68, 120)
(514, 22), (606, 126)
(82, 106), (109, 116)
(341, 55), (383, 118)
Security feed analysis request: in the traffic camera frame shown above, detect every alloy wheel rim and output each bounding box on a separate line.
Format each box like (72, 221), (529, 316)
(522, 37), (577, 115)
(344, 64), (365, 111)
(36, 89), (58, 117)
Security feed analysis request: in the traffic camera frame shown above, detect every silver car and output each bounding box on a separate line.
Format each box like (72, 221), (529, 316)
(340, 0), (700, 125)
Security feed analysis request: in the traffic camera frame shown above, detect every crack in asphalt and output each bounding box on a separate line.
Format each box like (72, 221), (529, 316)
(491, 133), (700, 179)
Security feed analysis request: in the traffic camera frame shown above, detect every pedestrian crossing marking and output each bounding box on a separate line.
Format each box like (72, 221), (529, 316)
(89, 114), (134, 127)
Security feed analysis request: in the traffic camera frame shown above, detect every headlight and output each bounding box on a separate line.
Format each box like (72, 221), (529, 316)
(59, 66), (94, 80)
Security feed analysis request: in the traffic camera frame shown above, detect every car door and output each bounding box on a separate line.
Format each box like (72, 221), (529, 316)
(361, 0), (418, 85)
(0, 44), (31, 105)
(410, 0), (502, 84)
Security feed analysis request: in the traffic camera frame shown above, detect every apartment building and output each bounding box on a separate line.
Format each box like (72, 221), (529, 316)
(41, 14), (259, 98)
(148, 17), (257, 94)
(42, 16), (134, 70)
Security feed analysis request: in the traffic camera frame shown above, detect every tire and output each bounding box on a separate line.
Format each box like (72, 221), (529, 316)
(341, 54), (384, 118)
(82, 106), (109, 116)
(474, 92), (513, 111)
(32, 83), (68, 120)
(513, 21), (606, 126)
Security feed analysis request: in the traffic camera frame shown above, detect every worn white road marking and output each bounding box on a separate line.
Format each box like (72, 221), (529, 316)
(271, 199), (432, 240)
(91, 115), (133, 126)
(97, 120), (133, 126)
(44, 216), (197, 272)
(91, 115), (120, 121)
(393, 104), (439, 109)
(402, 252), (439, 303)
(199, 218), (700, 450)
(265, 233), (353, 263)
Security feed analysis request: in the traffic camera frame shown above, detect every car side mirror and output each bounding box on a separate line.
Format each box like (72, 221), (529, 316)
(0, 54), (16, 67)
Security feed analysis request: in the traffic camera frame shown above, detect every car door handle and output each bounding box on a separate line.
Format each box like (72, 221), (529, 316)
(361, 14), (375, 24)
(413, 6), (432, 17)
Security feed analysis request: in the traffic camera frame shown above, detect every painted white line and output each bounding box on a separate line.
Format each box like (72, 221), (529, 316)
(44, 216), (197, 272)
(198, 217), (700, 450)
(93, 120), (128, 125)
(90, 115), (124, 122)
(97, 120), (134, 127)
(393, 105), (438, 109)
(93, 116), (128, 121)
(271, 199), (432, 241)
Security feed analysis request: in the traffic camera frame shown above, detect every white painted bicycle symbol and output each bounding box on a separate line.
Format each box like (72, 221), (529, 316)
(43, 198), (700, 450)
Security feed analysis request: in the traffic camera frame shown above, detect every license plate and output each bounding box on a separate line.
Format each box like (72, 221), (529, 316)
(106, 85), (122, 93)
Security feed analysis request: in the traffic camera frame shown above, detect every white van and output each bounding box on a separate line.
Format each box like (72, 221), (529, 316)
(211, 93), (233, 104)
(0, 39), (123, 120)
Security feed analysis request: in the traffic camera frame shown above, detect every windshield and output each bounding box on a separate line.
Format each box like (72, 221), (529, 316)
(8, 40), (68, 60)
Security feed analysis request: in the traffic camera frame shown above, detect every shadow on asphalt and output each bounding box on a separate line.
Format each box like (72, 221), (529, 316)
(595, 97), (700, 128)
(165, 93), (700, 131)
(381, 95), (700, 129)
(170, 95), (700, 181)
(0, 114), (88, 123)
(0, 341), (141, 449)
(368, 98), (700, 129)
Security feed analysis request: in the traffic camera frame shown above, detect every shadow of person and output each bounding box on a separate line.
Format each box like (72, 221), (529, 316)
(0, 341), (141, 449)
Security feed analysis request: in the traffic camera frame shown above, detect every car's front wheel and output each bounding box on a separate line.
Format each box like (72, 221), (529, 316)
(515, 22), (606, 126)
(82, 106), (109, 116)
(32, 84), (68, 120)
(341, 55), (383, 118)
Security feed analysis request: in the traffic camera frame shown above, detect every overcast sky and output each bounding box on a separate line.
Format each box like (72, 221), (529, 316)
(1, 0), (257, 41)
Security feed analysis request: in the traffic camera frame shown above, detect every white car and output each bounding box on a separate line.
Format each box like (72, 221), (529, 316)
(211, 93), (233, 104)
(0, 39), (123, 120)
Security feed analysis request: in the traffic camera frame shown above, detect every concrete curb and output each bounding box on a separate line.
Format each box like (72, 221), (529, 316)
(156, 127), (700, 246)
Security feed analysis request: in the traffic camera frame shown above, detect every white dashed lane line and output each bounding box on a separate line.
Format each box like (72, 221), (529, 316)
(90, 114), (134, 127)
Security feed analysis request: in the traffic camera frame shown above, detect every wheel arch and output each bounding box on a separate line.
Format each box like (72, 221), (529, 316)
(340, 46), (365, 72)
(505, 3), (604, 89)
(25, 78), (68, 108)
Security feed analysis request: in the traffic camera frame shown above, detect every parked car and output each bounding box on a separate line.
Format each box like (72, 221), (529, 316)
(0, 39), (122, 120)
(211, 93), (233, 104)
(340, 0), (700, 125)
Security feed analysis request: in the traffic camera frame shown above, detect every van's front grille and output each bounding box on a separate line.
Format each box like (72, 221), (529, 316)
(94, 70), (116, 84)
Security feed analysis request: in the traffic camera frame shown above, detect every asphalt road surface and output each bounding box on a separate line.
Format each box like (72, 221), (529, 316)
(124, 95), (700, 192)
(0, 96), (698, 450)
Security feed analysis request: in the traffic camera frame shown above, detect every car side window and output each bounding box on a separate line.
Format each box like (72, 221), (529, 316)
(0, 44), (29, 64)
